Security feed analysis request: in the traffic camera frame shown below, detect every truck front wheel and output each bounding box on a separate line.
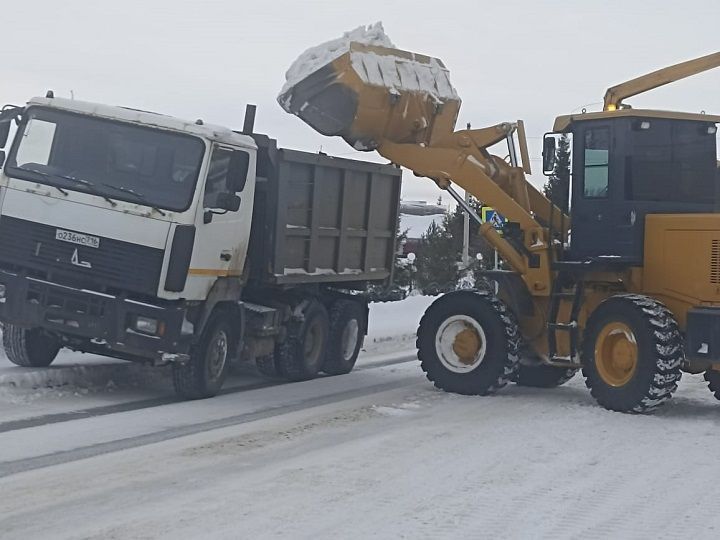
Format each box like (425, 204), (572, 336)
(323, 300), (365, 375)
(277, 300), (329, 381)
(3, 325), (61, 367)
(173, 317), (232, 400)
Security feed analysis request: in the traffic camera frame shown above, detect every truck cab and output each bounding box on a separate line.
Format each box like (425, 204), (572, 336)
(0, 96), (257, 365)
(0, 95), (401, 399)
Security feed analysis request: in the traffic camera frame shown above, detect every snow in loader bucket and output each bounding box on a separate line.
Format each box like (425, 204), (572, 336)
(278, 22), (461, 151)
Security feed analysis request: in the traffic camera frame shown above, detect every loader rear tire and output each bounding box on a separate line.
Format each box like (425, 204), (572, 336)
(581, 294), (683, 413)
(416, 290), (520, 395)
(3, 325), (61, 367)
(276, 300), (329, 382)
(703, 370), (720, 400)
(513, 359), (577, 388)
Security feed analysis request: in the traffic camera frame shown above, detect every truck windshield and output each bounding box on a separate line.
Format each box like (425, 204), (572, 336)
(5, 108), (205, 212)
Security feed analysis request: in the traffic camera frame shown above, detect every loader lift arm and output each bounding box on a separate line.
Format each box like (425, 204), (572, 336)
(603, 51), (720, 111)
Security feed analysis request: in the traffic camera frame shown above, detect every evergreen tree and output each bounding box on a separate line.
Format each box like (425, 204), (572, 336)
(443, 197), (495, 270)
(543, 133), (571, 210)
(415, 220), (459, 293)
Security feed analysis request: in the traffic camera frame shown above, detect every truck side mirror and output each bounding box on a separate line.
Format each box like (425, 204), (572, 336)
(215, 192), (242, 212)
(542, 135), (557, 176)
(227, 151), (250, 192)
(0, 121), (10, 148)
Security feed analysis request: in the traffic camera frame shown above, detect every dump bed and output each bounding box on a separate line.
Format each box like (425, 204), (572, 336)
(247, 134), (402, 286)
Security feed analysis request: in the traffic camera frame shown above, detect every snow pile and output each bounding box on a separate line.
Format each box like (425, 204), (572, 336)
(363, 294), (435, 354)
(349, 50), (457, 101)
(280, 22), (395, 95)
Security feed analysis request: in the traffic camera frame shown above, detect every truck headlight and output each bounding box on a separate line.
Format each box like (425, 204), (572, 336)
(134, 316), (160, 335)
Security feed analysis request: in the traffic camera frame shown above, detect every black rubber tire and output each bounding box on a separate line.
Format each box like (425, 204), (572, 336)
(416, 290), (520, 395)
(581, 294), (683, 413)
(173, 317), (233, 400)
(276, 300), (329, 382)
(323, 299), (366, 375)
(256, 355), (280, 378)
(704, 370), (720, 399)
(513, 359), (577, 388)
(3, 325), (61, 367)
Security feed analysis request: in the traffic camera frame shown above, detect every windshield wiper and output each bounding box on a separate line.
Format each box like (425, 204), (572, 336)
(19, 167), (69, 196)
(57, 174), (94, 187)
(101, 183), (166, 216)
(102, 183), (144, 199)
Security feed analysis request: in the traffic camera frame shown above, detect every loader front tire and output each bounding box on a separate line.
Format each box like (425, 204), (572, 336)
(416, 290), (520, 395)
(3, 325), (61, 367)
(582, 294), (683, 413)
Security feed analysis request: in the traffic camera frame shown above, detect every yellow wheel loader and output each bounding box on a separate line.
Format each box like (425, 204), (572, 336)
(279, 37), (720, 413)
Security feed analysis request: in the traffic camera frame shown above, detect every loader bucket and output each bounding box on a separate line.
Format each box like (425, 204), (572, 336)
(278, 42), (462, 151)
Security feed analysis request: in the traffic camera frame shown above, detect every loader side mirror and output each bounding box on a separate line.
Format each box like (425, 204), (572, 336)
(542, 134), (557, 176)
(227, 151), (250, 193)
(0, 121), (10, 148)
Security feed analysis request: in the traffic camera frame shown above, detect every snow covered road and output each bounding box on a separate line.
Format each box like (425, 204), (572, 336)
(3, 296), (720, 539)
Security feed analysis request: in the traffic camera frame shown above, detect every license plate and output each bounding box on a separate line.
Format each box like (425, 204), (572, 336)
(55, 229), (100, 249)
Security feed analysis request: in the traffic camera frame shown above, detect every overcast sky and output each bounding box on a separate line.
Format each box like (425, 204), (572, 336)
(4, 0), (719, 204)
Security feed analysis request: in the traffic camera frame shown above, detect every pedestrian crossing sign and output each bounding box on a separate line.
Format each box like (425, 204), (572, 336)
(480, 207), (507, 232)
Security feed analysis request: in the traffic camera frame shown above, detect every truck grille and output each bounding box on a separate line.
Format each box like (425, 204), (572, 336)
(0, 216), (164, 295)
(712, 240), (720, 284)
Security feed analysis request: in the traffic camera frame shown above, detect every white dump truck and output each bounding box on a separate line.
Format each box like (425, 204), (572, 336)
(0, 95), (401, 398)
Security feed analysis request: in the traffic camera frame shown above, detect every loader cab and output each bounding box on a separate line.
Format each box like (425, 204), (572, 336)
(548, 111), (719, 264)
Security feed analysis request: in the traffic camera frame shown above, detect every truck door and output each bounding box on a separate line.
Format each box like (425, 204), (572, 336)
(570, 122), (637, 262)
(185, 145), (255, 297)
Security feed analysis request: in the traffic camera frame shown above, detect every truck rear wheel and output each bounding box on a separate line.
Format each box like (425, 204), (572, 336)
(416, 290), (520, 395)
(581, 294), (683, 413)
(323, 299), (365, 375)
(256, 355), (280, 378)
(277, 300), (329, 381)
(3, 325), (61, 367)
(173, 317), (232, 400)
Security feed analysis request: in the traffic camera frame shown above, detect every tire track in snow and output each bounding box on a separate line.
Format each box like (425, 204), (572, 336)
(0, 354), (417, 434)
(0, 374), (421, 479)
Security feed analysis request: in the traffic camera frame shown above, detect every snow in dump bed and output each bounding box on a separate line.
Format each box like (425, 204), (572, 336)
(279, 22), (459, 107)
(280, 22), (395, 95)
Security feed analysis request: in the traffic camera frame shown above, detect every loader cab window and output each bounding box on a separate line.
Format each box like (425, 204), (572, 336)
(624, 119), (717, 204)
(583, 128), (610, 198)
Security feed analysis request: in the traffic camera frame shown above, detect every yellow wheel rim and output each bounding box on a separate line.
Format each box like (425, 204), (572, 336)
(595, 322), (638, 387)
(453, 327), (482, 365)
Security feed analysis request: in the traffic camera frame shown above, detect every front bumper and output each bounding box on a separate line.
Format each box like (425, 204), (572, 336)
(686, 307), (720, 362)
(0, 270), (191, 362)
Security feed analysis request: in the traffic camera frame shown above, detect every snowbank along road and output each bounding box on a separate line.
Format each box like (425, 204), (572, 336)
(2, 296), (720, 539)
